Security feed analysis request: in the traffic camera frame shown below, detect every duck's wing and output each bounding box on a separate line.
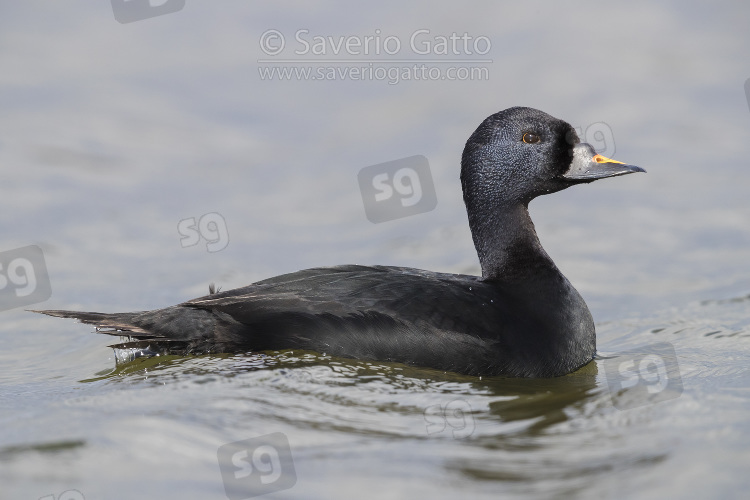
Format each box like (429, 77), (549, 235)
(179, 264), (523, 374)
(184, 264), (505, 335)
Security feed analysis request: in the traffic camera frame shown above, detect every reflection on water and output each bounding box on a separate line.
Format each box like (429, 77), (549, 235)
(81, 349), (600, 444)
(0, 439), (86, 461)
(485, 363), (597, 431)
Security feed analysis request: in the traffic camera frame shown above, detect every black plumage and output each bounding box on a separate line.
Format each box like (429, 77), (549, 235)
(34, 107), (644, 377)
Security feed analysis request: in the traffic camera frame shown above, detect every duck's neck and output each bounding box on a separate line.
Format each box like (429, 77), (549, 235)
(467, 203), (557, 281)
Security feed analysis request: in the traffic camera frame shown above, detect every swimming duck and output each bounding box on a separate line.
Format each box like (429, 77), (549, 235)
(34, 107), (644, 377)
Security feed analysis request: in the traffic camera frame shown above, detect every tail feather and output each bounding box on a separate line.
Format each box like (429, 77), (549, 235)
(30, 309), (156, 337)
(32, 304), (228, 364)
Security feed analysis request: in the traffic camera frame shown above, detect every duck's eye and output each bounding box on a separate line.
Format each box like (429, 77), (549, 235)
(522, 133), (541, 144)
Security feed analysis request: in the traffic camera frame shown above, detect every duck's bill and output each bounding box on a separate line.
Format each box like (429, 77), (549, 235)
(563, 143), (645, 181)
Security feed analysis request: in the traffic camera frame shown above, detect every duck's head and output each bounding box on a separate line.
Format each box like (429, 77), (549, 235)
(461, 106), (644, 207)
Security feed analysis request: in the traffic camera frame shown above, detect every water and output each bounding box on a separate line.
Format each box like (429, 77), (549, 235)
(2, 2), (750, 499)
